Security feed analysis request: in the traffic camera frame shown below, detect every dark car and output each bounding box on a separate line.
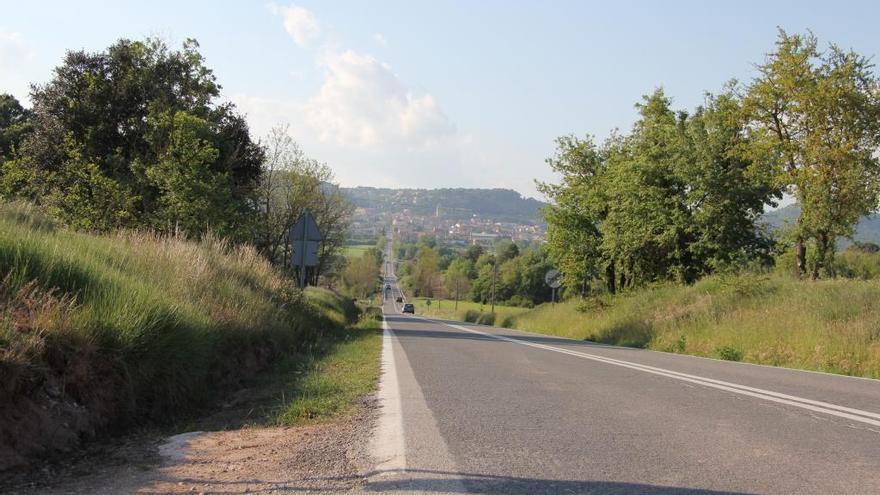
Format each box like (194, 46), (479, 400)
(396, 296), (403, 303)
(402, 303), (415, 314)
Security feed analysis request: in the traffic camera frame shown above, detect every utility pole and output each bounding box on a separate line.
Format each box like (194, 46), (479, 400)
(491, 257), (497, 314)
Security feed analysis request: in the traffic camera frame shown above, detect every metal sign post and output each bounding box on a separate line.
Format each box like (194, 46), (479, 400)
(289, 209), (322, 289)
(545, 269), (562, 304)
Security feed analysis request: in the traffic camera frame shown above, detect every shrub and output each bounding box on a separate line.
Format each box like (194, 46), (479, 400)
(463, 309), (481, 323)
(716, 345), (744, 361)
(476, 312), (496, 326)
(500, 315), (516, 328)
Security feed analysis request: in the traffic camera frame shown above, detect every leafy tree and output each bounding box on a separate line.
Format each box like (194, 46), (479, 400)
(682, 90), (780, 271)
(444, 257), (472, 302)
(253, 125), (353, 282)
(745, 30), (880, 278)
(464, 244), (485, 264)
(411, 246), (440, 297)
(8, 38), (263, 237)
(0, 93), (31, 162)
(541, 89), (779, 291)
(343, 253), (380, 299)
(495, 240), (520, 264)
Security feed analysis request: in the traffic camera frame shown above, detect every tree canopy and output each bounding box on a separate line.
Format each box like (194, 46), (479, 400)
(2, 38), (263, 237)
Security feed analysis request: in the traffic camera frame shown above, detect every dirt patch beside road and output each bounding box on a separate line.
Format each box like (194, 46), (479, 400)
(2, 405), (376, 494)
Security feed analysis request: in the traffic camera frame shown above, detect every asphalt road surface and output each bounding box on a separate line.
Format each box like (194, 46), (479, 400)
(369, 242), (880, 494)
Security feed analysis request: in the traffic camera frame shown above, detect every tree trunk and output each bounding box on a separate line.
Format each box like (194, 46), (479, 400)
(606, 262), (616, 295)
(795, 213), (806, 279)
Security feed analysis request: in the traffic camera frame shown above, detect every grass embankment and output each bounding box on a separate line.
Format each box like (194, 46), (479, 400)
(274, 317), (382, 425)
(506, 274), (880, 378)
(0, 202), (369, 467)
(409, 297), (529, 326)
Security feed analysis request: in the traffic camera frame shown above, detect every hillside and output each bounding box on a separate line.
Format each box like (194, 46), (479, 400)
(342, 187), (547, 224)
(762, 204), (880, 246)
(0, 202), (358, 469)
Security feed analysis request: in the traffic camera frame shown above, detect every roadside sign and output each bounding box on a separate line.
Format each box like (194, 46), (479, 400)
(426, 299), (432, 306)
(289, 209), (322, 288)
(545, 269), (562, 304)
(545, 269), (562, 288)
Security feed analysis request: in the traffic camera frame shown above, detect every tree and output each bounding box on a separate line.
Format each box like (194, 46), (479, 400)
(252, 125), (353, 281)
(682, 90), (779, 271)
(444, 258), (472, 305)
(538, 135), (608, 292)
(495, 240), (520, 264)
(540, 89), (779, 292)
(464, 244), (484, 264)
(7, 38), (263, 237)
(745, 30), (880, 278)
(342, 253), (380, 299)
(0, 94), (31, 162)
(411, 247), (440, 297)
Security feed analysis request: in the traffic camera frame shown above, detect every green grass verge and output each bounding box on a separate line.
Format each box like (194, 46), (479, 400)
(507, 273), (880, 378)
(274, 318), (382, 425)
(409, 297), (529, 327)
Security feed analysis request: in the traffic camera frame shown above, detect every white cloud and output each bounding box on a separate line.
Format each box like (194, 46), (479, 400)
(304, 49), (455, 148)
(0, 28), (31, 68)
(269, 3), (320, 46)
(372, 33), (388, 46)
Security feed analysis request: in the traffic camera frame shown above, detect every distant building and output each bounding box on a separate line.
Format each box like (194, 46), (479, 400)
(470, 232), (500, 247)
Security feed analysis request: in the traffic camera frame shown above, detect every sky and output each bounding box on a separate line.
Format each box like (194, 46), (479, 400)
(2, 1), (879, 200)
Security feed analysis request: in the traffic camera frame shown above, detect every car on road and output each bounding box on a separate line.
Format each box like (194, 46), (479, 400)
(402, 303), (415, 314)
(385, 284), (391, 290)
(396, 296), (403, 303)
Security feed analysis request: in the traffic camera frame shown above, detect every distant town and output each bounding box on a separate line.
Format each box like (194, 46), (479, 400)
(342, 187), (547, 246)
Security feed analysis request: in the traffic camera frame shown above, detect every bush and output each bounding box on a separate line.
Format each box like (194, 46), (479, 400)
(463, 309), (481, 323)
(500, 315), (516, 328)
(716, 345), (744, 361)
(476, 312), (496, 326)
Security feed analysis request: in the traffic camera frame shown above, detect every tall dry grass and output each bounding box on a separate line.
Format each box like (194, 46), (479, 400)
(509, 273), (880, 378)
(0, 201), (356, 426)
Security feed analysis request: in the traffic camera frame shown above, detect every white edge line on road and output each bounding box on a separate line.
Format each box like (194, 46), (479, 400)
(414, 317), (880, 429)
(370, 317), (406, 474)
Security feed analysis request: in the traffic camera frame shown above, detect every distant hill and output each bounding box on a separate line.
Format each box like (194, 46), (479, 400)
(762, 204), (880, 247)
(342, 187), (547, 224)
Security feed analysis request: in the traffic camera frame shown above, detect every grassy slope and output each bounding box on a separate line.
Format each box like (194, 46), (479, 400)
(507, 274), (880, 378)
(0, 202), (372, 466)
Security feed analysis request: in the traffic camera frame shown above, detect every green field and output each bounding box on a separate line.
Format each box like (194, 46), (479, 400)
(342, 244), (374, 259)
(506, 274), (880, 378)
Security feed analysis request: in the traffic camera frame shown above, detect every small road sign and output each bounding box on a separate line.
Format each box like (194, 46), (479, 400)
(545, 269), (562, 303)
(289, 209), (322, 288)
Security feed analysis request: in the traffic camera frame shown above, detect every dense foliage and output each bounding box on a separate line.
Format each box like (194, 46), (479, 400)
(2, 38), (264, 237)
(0, 38), (354, 283)
(396, 237), (554, 307)
(541, 31), (880, 290)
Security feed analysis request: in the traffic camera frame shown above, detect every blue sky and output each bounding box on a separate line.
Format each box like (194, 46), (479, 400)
(2, 1), (878, 199)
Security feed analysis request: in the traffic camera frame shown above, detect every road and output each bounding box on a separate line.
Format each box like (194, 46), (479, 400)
(369, 241), (880, 494)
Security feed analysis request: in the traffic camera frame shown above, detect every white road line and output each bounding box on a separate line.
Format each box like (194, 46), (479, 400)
(371, 318), (406, 473)
(423, 319), (880, 429)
